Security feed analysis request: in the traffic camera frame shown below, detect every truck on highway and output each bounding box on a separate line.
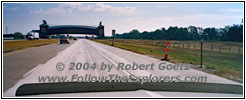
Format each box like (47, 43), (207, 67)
(26, 30), (39, 40)
(60, 37), (70, 44)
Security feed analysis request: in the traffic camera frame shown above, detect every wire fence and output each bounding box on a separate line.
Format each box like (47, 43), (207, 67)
(113, 39), (243, 55)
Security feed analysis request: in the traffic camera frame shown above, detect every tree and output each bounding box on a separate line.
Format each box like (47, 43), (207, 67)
(188, 26), (199, 40)
(167, 26), (179, 40)
(153, 29), (164, 40)
(128, 29), (140, 39)
(177, 27), (189, 40)
(203, 28), (219, 40)
(14, 32), (24, 39)
(113, 24), (242, 42)
(166, 26), (189, 40)
(223, 24), (243, 42)
(141, 31), (149, 39)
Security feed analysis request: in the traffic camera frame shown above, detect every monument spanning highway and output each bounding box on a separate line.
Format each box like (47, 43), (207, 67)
(3, 39), (241, 97)
(39, 20), (105, 38)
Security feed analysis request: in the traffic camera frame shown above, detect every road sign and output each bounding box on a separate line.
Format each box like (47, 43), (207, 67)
(112, 30), (115, 35)
(112, 30), (115, 46)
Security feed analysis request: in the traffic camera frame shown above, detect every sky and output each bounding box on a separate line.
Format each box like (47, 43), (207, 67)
(2, 2), (244, 36)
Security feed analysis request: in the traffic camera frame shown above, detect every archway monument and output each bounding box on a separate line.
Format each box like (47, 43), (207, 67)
(39, 20), (104, 39)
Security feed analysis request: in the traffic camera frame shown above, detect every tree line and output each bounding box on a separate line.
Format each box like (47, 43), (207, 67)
(3, 32), (25, 39)
(114, 24), (243, 42)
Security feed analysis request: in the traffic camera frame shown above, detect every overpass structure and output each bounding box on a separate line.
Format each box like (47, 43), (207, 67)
(39, 20), (104, 38)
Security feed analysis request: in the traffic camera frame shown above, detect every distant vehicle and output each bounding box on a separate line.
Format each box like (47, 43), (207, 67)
(60, 37), (70, 44)
(3, 34), (14, 40)
(26, 31), (39, 40)
(73, 37), (77, 40)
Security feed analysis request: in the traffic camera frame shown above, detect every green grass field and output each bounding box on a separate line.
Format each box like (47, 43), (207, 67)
(3, 39), (59, 53)
(93, 39), (243, 83)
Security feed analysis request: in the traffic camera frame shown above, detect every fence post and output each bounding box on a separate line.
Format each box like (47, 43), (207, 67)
(219, 46), (222, 53)
(194, 44), (196, 49)
(188, 43), (190, 49)
(210, 45), (213, 52)
(238, 47), (240, 55)
(183, 43), (184, 48)
(229, 46), (231, 54)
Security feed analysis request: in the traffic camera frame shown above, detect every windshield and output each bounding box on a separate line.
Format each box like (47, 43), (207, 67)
(2, 2), (244, 98)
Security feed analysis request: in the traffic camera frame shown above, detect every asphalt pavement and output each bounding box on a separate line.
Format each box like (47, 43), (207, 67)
(3, 39), (241, 96)
(3, 40), (74, 91)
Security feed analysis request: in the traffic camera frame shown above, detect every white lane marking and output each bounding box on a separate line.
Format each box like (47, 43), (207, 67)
(22, 40), (79, 78)
(85, 39), (152, 76)
(23, 64), (42, 78)
(84, 40), (131, 76)
(83, 40), (100, 76)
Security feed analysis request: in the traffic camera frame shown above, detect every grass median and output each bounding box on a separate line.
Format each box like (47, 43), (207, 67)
(3, 39), (59, 53)
(92, 39), (243, 83)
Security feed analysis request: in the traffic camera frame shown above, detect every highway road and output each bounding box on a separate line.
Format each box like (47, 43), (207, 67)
(3, 41), (74, 91)
(3, 39), (241, 97)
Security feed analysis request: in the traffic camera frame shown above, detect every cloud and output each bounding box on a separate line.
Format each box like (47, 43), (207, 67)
(59, 3), (144, 15)
(217, 8), (243, 12)
(113, 14), (242, 34)
(90, 3), (137, 15)
(30, 3), (141, 16)
(58, 3), (83, 9)
(149, 14), (242, 27)
(31, 7), (74, 16)
(6, 7), (18, 11)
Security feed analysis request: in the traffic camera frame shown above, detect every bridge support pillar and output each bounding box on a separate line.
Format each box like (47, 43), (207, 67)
(98, 25), (105, 39)
(39, 20), (49, 38)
